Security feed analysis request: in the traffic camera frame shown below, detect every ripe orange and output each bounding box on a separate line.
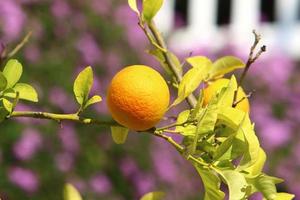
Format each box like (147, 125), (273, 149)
(203, 78), (250, 113)
(107, 65), (170, 131)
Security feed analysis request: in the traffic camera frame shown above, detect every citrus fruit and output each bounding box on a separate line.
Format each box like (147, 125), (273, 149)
(107, 65), (170, 131)
(203, 78), (250, 113)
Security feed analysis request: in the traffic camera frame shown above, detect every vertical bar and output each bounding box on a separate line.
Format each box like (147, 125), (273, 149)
(155, 0), (175, 34)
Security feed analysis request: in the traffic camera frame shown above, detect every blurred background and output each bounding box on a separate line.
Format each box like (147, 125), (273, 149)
(0, 0), (299, 199)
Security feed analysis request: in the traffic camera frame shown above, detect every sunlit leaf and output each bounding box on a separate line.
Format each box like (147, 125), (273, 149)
(140, 191), (165, 200)
(195, 166), (225, 200)
(128, 0), (140, 14)
(175, 110), (196, 136)
(244, 148), (266, 176)
(2, 98), (13, 113)
(73, 66), (93, 106)
(142, 0), (164, 22)
(83, 95), (102, 109)
(0, 72), (7, 91)
(3, 59), (23, 88)
(248, 174), (284, 200)
(186, 56), (212, 71)
(172, 65), (207, 106)
(4, 83), (38, 102)
(111, 126), (129, 144)
(267, 193), (295, 200)
(63, 183), (82, 200)
(209, 56), (245, 79)
(216, 169), (248, 200)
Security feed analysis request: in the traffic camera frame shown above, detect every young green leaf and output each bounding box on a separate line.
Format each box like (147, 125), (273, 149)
(4, 83), (38, 102)
(172, 65), (207, 106)
(217, 75), (238, 107)
(209, 56), (245, 79)
(3, 59), (23, 88)
(142, 0), (164, 22)
(128, 0), (140, 14)
(140, 191), (165, 200)
(248, 174), (283, 200)
(63, 183), (82, 200)
(186, 56), (212, 71)
(73, 66), (93, 106)
(265, 193), (295, 200)
(0, 72), (7, 91)
(216, 169), (248, 200)
(175, 110), (196, 136)
(195, 166), (225, 200)
(244, 148), (266, 176)
(83, 95), (102, 109)
(111, 126), (129, 144)
(2, 98), (13, 113)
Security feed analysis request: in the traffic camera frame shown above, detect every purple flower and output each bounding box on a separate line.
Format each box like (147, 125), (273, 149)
(89, 174), (112, 194)
(8, 167), (39, 193)
(51, 0), (71, 19)
(76, 34), (102, 65)
(132, 173), (155, 197)
(55, 152), (74, 172)
(0, 0), (26, 42)
(91, 0), (111, 16)
(13, 128), (42, 161)
(48, 87), (76, 113)
(58, 124), (79, 153)
(24, 45), (41, 63)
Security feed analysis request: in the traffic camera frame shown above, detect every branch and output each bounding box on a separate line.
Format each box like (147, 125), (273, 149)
(233, 30), (266, 107)
(8, 111), (119, 126)
(140, 20), (197, 108)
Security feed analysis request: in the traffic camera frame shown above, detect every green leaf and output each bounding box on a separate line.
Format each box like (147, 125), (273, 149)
(217, 76), (238, 107)
(3, 59), (23, 88)
(186, 56), (212, 74)
(172, 65), (207, 106)
(111, 126), (129, 144)
(0, 72), (7, 91)
(4, 83), (38, 102)
(63, 183), (82, 200)
(83, 95), (102, 109)
(140, 191), (165, 200)
(174, 110), (196, 136)
(266, 193), (295, 200)
(209, 56), (245, 79)
(2, 98), (13, 113)
(128, 0), (140, 14)
(73, 66), (93, 106)
(249, 174), (284, 200)
(142, 0), (164, 22)
(217, 169), (248, 200)
(168, 52), (183, 76)
(190, 90), (204, 119)
(244, 148), (266, 176)
(195, 166), (225, 200)
(192, 99), (218, 153)
(218, 107), (260, 168)
(148, 49), (172, 75)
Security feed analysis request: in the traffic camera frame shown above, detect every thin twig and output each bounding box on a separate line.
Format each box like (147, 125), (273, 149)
(233, 90), (254, 107)
(232, 30), (266, 107)
(7, 31), (32, 58)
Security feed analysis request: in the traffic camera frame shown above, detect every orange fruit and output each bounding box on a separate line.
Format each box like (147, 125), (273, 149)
(203, 78), (250, 113)
(107, 65), (170, 131)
